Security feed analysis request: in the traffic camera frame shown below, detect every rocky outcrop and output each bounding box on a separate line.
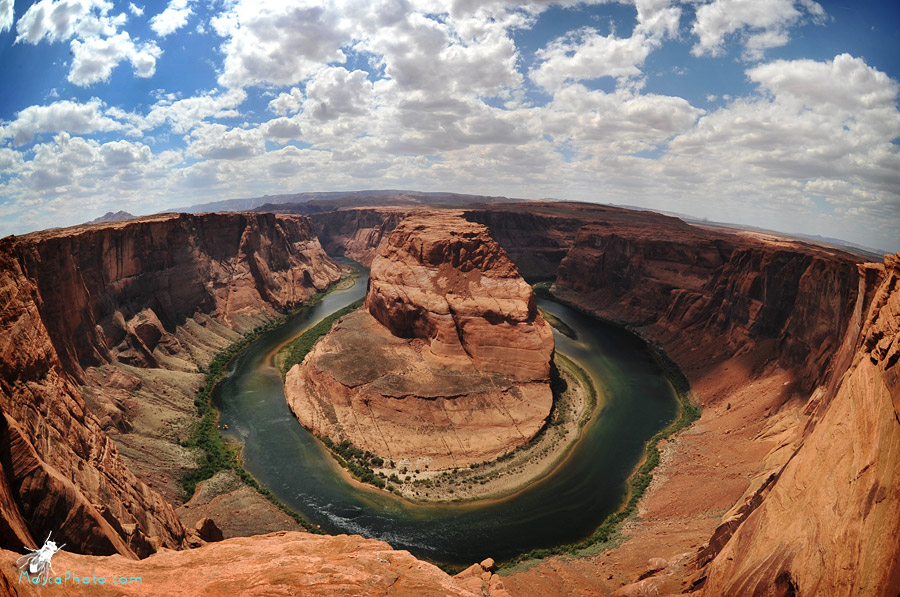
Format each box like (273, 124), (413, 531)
(1, 532), (492, 596)
(366, 215), (554, 379)
(286, 214), (554, 469)
(0, 213), (342, 558)
(693, 254), (900, 596)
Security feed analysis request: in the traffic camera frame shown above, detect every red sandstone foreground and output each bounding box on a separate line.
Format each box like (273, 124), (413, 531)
(0, 201), (897, 596)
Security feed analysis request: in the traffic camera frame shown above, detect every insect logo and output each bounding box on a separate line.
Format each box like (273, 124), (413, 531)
(16, 533), (64, 582)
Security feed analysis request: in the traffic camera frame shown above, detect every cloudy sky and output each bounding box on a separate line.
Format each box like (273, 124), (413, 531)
(1, 0), (898, 251)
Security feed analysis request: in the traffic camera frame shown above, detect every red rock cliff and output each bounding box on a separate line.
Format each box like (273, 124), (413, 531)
(0, 213), (341, 559)
(693, 254), (900, 595)
(555, 222), (861, 392)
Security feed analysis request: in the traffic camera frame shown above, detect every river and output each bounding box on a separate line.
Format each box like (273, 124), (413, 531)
(212, 270), (678, 566)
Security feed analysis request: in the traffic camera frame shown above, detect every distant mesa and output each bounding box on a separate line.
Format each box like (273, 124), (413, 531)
(84, 210), (136, 225)
(284, 214), (555, 469)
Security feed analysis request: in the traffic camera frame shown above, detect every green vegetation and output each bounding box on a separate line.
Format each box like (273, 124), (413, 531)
(532, 280), (554, 299)
(320, 436), (388, 489)
(180, 268), (360, 533)
(280, 298), (364, 378)
(501, 286), (702, 570)
(539, 307), (577, 339)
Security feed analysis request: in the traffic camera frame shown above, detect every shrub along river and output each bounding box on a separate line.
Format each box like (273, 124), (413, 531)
(212, 269), (678, 566)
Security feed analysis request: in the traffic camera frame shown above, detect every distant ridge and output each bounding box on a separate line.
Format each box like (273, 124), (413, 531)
(166, 190), (524, 215)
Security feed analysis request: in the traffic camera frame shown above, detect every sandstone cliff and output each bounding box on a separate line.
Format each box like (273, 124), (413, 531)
(692, 254), (900, 596)
(555, 223), (861, 393)
(0, 213), (341, 558)
(286, 214), (555, 469)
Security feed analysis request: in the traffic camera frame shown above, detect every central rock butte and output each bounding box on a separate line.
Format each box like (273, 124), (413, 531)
(284, 214), (555, 470)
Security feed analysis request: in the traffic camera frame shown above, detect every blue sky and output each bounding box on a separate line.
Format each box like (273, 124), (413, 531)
(1, 0), (898, 251)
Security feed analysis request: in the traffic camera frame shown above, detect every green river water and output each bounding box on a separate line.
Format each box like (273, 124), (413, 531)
(212, 270), (678, 565)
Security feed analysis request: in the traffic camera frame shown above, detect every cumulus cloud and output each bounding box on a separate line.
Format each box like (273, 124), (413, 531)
(14, 0), (102, 43)
(143, 88), (247, 133)
(0, 98), (127, 146)
(303, 67), (373, 121)
(14, 0), (162, 86)
(69, 32), (162, 85)
(128, 3), (143, 17)
(261, 117), (303, 143)
(267, 87), (304, 116)
(530, 0), (681, 91)
(100, 139), (151, 166)
(212, 0), (352, 88)
(0, 0), (13, 34)
(150, 0), (191, 37)
(186, 124), (265, 160)
(666, 54), (900, 236)
(540, 84), (704, 155)
(531, 29), (654, 90)
(690, 0), (826, 60)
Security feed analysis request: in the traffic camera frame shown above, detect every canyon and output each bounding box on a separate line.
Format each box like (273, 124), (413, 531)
(285, 214), (555, 470)
(0, 199), (897, 596)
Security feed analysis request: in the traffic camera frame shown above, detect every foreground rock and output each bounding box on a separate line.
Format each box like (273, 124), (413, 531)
(0, 532), (486, 596)
(286, 214), (554, 469)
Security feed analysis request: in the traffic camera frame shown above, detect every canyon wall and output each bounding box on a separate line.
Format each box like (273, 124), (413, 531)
(693, 254), (900, 596)
(554, 222), (861, 393)
(0, 213), (341, 558)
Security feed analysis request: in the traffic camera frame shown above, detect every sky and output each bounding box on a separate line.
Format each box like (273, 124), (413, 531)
(0, 0), (898, 252)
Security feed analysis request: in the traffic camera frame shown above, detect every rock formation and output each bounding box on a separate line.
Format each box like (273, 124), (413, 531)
(285, 214), (555, 469)
(692, 253), (900, 596)
(0, 532), (499, 596)
(0, 213), (341, 558)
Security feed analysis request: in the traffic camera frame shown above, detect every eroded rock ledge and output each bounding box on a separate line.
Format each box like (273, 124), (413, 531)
(285, 214), (555, 470)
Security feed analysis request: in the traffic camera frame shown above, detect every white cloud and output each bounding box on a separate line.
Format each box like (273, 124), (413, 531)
(0, 98), (127, 146)
(150, 0), (191, 37)
(14, 0), (105, 43)
(128, 3), (143, 17)
(540, 84), (703, 154)
(690, 0), (826, 60)
(14, 0), (162, 86)
(0, 0), (14, 34)
(530, 29), (654, 90)
(261, 117), (303, 143)
(748, 53), (900, 112)
(186, 124), (265, 160)
(267, 87), (304, 116)
(100, 139), (151, 166)
(530, 1), (681, 91)
(143, 88), (247, 133)
(212, 0), (352, 88)
(665, 54), (900, 235)
(303, 67), (373, 121)
(69, 32), (162, 85)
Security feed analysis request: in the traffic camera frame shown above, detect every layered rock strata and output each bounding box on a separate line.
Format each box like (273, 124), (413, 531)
(286, 215), (554, 469)
(693, 254), (900, 595)
(0, 213), (341, 558)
